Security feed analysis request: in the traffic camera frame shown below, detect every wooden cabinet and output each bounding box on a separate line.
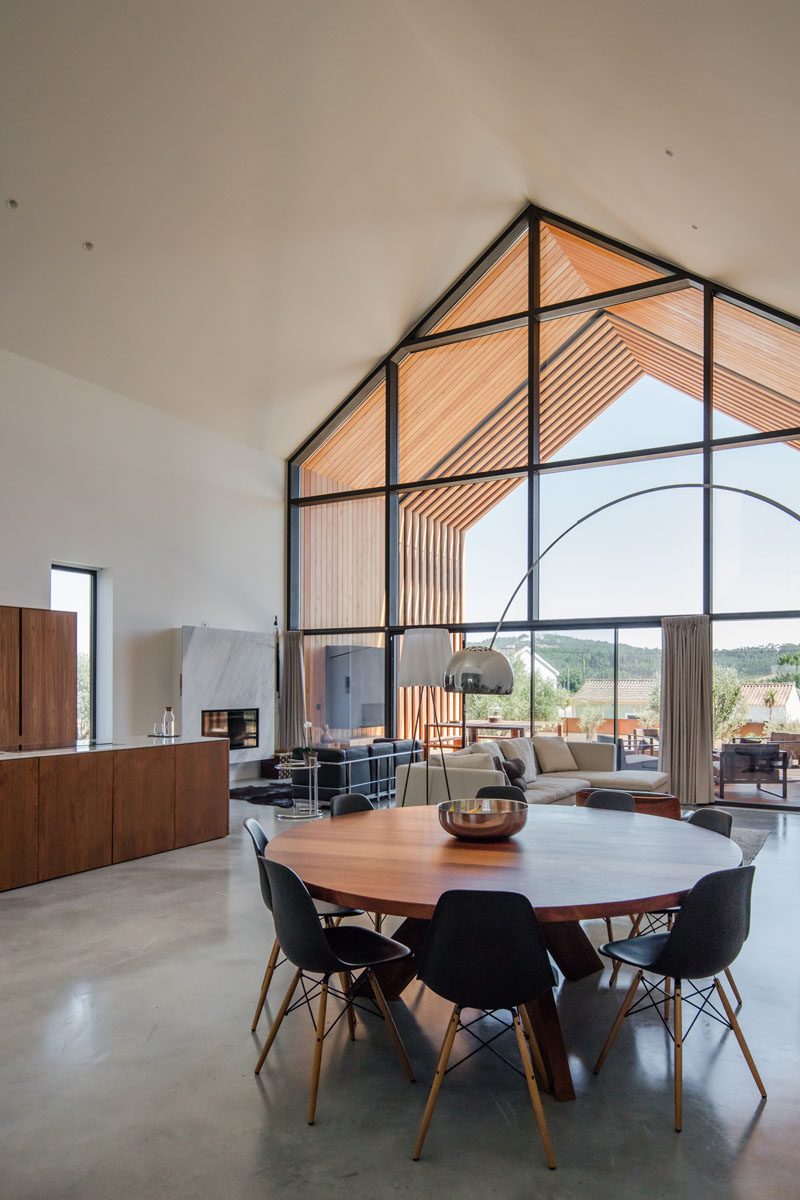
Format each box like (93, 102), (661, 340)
(175, 739), (229, 847)
(0, 605), (77, 751)
(21, 608), (77, 750)
(38, 752), (113, 881)
(0, 607), (19, 751)
(0, 739), (228, 890)
(113, 745), (177, 863)
(0, 758), (39, 891)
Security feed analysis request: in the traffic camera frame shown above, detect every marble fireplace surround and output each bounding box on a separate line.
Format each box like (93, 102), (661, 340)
(179, 626), (275, 771)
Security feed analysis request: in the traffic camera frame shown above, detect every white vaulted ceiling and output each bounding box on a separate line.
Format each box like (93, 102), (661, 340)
(2, 1), (799, 457)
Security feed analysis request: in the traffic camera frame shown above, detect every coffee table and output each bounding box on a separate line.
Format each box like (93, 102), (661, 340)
(264, 804), (741, 1100)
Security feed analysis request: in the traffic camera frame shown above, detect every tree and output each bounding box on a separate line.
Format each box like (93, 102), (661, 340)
(776, 652), (800, 690)
(763, 687), (777, 724)
(578, 704), (604, 741)
(643, 672), (661, 727)
(712, 667), (748, 743)
(77, 652), (91, 740)
(533, 675), (571, 722)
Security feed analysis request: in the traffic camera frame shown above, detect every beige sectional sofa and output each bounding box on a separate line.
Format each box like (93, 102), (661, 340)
(395, 735), (669, 806)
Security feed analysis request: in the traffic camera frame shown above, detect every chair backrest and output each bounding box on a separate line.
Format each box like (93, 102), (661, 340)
(475, 784), (526, 802)
(331, 792), (375, 817)
(652, 866), (755, 981)
(417, 890), (555, 1011)
(584, 789), (635, 812)
(263, 858), (342, 975)
(243, 817), (272, 911)
(686, 807), (733, 837)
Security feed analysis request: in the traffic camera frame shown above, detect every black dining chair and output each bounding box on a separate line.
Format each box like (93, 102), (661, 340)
(412, 889), (557, 1169)
(242, 817), (363, 1030)
(593, 865), (766, 1131)
(684, 806), (733, 837)
(330, 792), (375, 817)
(584, 789), (636, 812)
(475, 784), (527, 802)
(583, 790), (636, 941)
(256, 858), (415, 1124)
(608, 807), (742, 1005)
(330, 793), (383, 929)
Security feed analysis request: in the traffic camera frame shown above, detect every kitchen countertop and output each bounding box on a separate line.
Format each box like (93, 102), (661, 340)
(0, 735), (224, 761)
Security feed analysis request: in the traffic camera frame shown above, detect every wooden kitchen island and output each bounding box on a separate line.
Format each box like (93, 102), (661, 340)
(0, 736), (229, 892)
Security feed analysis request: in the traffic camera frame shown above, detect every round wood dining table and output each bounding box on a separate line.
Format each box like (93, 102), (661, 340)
(264, 804), (742, 1100)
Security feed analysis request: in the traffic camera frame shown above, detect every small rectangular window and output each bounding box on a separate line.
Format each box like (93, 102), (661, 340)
(51, 566), (96, 742)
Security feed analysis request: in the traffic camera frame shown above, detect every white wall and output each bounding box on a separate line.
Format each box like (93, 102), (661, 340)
(0, 348), (284, 742)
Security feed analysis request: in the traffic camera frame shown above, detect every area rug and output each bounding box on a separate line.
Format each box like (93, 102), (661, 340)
(730, 827), (771, 866)
(230, 783), (294, 807)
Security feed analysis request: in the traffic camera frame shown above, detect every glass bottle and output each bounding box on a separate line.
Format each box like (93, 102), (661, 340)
(162, 706), (175, 737)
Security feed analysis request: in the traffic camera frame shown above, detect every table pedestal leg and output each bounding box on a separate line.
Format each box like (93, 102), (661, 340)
(522, 992), (575, 1101)
(541, 919), (604, 981)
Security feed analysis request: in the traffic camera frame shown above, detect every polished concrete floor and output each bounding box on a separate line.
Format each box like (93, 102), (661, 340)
(2, 801), (799, 1200)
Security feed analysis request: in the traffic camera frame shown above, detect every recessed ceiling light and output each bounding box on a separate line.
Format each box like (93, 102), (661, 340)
(5, 198), (18, 209)
(82, 241), (94, 251)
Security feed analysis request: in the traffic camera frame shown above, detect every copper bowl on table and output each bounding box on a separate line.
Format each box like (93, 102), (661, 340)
(437, 796), (528, 841)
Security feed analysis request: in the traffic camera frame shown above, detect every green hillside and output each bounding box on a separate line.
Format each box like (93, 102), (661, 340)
(488, 633), (800, 693)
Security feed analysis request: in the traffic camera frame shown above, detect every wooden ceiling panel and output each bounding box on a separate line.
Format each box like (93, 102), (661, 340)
(431, 232), (529, 333)
(302, 382), (386, 495)
(398, 327), (528, 481)
(541, 223), (664, 304)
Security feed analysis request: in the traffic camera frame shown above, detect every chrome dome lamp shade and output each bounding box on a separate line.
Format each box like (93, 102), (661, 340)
(443, 645), (513, 695)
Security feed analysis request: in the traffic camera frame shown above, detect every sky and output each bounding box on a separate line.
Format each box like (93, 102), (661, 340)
(462, 376), (800, 651)
(51, 568), (92, 654)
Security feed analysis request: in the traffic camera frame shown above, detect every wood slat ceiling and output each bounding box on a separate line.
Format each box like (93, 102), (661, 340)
(301, 382), (386, 495)
(398, 326), (528, 481)
(714, 299), (800, 415)
(540, 223), (664, 305)
(301, 223), (800, 535)
(430, 231), (529, 333)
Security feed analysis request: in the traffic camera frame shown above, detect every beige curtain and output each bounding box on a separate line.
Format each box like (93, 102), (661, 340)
(660, 615), (714, 806)
(275, 631), (306, 751)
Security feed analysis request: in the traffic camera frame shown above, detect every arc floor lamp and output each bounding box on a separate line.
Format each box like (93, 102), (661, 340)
(443, 482), (800, 694)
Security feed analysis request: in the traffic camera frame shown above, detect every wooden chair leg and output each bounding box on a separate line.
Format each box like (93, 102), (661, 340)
(605, 916), (614, 942)
(594, 970), (642, 1074)
(674, 980), (683, 1132)
(714, 978), (767, 1098)
(366, 968), (415, 1081)
(512, 1009), (556, 1169)
(664, 972), (672, 1022)
(724, 966), (743, 1008)
(519, 1004), (550, 1092)
(412, 1005), (459, 1160)
(308, 978), (329, 1124)
(251, 936), (281, 1030)
(255, 968), (301, 1073)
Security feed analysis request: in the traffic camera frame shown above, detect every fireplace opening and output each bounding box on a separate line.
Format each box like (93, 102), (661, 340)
(202, 708), (259, 749)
